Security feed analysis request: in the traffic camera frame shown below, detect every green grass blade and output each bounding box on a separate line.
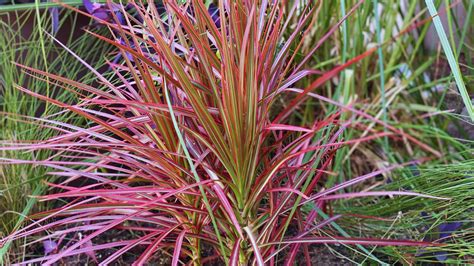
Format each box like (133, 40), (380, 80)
(373, 0), (389, 151)
(34, 0), (50, 111)
(425, 0), (474, 122)
(0, 185), (43, 264)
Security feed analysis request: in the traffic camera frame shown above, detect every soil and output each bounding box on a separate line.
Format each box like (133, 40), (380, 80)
(27, 224), (351, 265)
(443, 89), (474, 140)
(55, 245), (350, 265)
(294, 245), (352, 265)
(431, 55), (474, 140)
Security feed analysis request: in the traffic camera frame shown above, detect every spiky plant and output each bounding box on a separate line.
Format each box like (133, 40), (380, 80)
(1, 1), (445, 264)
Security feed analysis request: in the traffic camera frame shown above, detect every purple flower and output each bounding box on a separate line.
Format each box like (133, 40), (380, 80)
(83, 1), (221, 29)
(83, 0), (122, 22)
(435, 251), (448, 262)
(417, 213), (463, 262)
(83, 0), (101, 14)
(49, 7), (59, 34)
(43, 240), (58, 255)
(208, 4), (221, 28)
(433, 221), (462, 262)
(438, 221), (462, 239)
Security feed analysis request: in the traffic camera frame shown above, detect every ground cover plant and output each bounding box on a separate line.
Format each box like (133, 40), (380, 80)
(0, 0), (473, 264)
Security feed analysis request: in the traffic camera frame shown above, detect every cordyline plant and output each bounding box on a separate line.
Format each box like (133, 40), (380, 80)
(1, 0), (446, 264)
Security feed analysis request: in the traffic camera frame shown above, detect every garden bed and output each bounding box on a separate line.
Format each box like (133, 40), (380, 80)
(1, 1), (473, 265)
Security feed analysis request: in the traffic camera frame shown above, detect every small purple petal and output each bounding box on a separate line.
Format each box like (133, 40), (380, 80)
(92, 9), (110, 21)
(125, 52), (134, 61)
(111, 51), (134, 66)
(43, 240), (58, 255)
(84, 0), (109, 21)
(435, 251), (448, 262)
(109, 2), (123, 12)
(439, 222), (462, 239)
(208, 4), (220, 28)
(119, 37), (127, 45)
(116, 12), (125, 25)
(111, 53), (123, 65)
(83, 0), (95, 14)
(49, 7), (59, 34)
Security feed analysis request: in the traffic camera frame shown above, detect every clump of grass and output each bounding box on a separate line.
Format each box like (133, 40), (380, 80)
(339, 147), (474, 264)
(0, 1), (449, 264)
(0, 6), (111, 263)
